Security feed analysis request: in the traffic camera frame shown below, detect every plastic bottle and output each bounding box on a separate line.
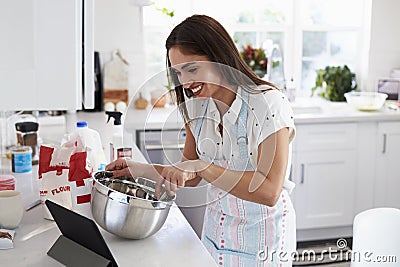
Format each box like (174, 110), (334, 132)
(75, 121), (106, 171)
(287, 77), (296, 102)
(105, 111), (123, 162)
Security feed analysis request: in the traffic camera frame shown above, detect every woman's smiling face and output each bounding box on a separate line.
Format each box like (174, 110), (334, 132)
(168, 46), (226, 98)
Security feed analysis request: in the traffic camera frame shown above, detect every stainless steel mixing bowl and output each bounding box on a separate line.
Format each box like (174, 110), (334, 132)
(91, 171), (175, 239)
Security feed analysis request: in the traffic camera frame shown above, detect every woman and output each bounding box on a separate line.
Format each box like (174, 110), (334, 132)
(107, 15), (296, 267)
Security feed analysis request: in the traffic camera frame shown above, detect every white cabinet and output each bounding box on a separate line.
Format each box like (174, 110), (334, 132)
(374, 122), (400, 208)
(293, 150), (357, 229)
(0, 0), (94, 111)
(292, 123), (357, 230)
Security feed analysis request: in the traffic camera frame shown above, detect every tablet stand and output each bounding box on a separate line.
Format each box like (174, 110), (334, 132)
(48, 235), (112, 267)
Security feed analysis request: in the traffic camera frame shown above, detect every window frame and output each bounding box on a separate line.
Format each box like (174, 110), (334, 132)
(142, 0), (370, 95)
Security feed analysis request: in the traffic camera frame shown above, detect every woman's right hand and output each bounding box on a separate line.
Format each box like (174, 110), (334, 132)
(105, 158), (132, 178)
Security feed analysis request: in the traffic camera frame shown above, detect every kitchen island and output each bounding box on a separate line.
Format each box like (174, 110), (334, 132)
(35, 97), (400, 242)
(0, 144), (217, 267)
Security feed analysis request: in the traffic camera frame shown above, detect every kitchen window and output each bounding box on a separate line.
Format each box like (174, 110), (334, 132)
(143, 0), (370, 95)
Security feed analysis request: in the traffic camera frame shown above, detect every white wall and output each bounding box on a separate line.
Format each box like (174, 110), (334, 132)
(94, 0), (146, 99)
(365, 0), (400, 91)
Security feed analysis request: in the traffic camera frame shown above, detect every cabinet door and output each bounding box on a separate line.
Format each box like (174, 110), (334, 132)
(293, 150), (357, 229)
(375, 122), (400, 208)
(0, 0), (93, 111)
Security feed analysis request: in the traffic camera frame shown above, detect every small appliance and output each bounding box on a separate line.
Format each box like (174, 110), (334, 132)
(377, 77), (400, 101)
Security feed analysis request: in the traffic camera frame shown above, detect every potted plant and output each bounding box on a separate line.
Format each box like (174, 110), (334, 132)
(240, 44), (268, 78)
(311, 65), (357, 102)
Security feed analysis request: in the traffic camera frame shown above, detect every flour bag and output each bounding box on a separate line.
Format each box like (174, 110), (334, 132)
(38, 134), (94, 219)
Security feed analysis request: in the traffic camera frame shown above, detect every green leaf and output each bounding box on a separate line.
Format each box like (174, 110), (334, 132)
(155, 6), (175, 18)
(312, 65), (357, 102)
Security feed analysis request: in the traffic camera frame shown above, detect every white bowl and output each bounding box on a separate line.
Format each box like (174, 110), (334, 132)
(344, 92), (388, 111)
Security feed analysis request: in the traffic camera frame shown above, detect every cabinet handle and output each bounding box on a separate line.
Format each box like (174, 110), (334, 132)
(83, 0), (95, 108)
(144, 143), (185, 150)
(289, 164), (293, 181)
(301, 164), (305, 184)
(382, 134), (387, 154)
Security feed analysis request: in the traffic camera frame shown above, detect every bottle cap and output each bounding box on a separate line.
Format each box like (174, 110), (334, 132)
(77, 121), (88, 128)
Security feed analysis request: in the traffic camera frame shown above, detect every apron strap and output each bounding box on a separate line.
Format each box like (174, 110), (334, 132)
(194, 98), (210, 155)
(236, 88), (249, 160)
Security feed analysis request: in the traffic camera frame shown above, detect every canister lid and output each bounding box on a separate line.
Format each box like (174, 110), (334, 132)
(0, 175), (15, 185)
(15, 122), (39, 132)
(11, 146), (32, 153)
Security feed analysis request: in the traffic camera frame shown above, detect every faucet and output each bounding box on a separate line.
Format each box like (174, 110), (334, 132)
(266, 44), (286, 90)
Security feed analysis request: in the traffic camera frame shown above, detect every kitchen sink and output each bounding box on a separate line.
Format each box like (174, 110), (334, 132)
(290, 97), (325, 115)
(292, 105), (323, 115)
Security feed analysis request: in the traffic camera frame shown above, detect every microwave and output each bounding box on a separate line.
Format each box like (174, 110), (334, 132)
(377, 78), (400, 101)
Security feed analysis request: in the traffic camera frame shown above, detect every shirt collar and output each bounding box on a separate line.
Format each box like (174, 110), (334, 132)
(224, 86), (243, 124)
(206, 98), (221, 131)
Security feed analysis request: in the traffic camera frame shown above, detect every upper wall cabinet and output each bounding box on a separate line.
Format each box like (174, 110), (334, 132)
(0, 0), (94, 111)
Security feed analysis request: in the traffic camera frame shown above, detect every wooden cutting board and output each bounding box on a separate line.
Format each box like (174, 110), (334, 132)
(103, 89), (129, 105)
(103, 50), (129, 90)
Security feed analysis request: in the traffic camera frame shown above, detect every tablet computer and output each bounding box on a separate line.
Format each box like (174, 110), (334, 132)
(45, 200), (118, 267)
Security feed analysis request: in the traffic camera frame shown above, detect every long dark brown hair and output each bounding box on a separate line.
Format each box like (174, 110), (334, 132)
(165, 14), (277, 123)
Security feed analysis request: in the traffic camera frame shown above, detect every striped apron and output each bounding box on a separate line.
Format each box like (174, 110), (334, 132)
(194, 90), (296, 267)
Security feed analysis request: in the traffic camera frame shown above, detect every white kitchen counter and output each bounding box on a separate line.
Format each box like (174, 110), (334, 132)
(291, 97), (400, 123)
(125, 104), (184, 131)
(0, 144), (217, 267)
(121, 97), (400, 132)
(37, 97), (400, 142)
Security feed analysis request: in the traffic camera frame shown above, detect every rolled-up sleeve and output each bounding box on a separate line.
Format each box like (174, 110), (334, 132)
(257, 90), (296, 146)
